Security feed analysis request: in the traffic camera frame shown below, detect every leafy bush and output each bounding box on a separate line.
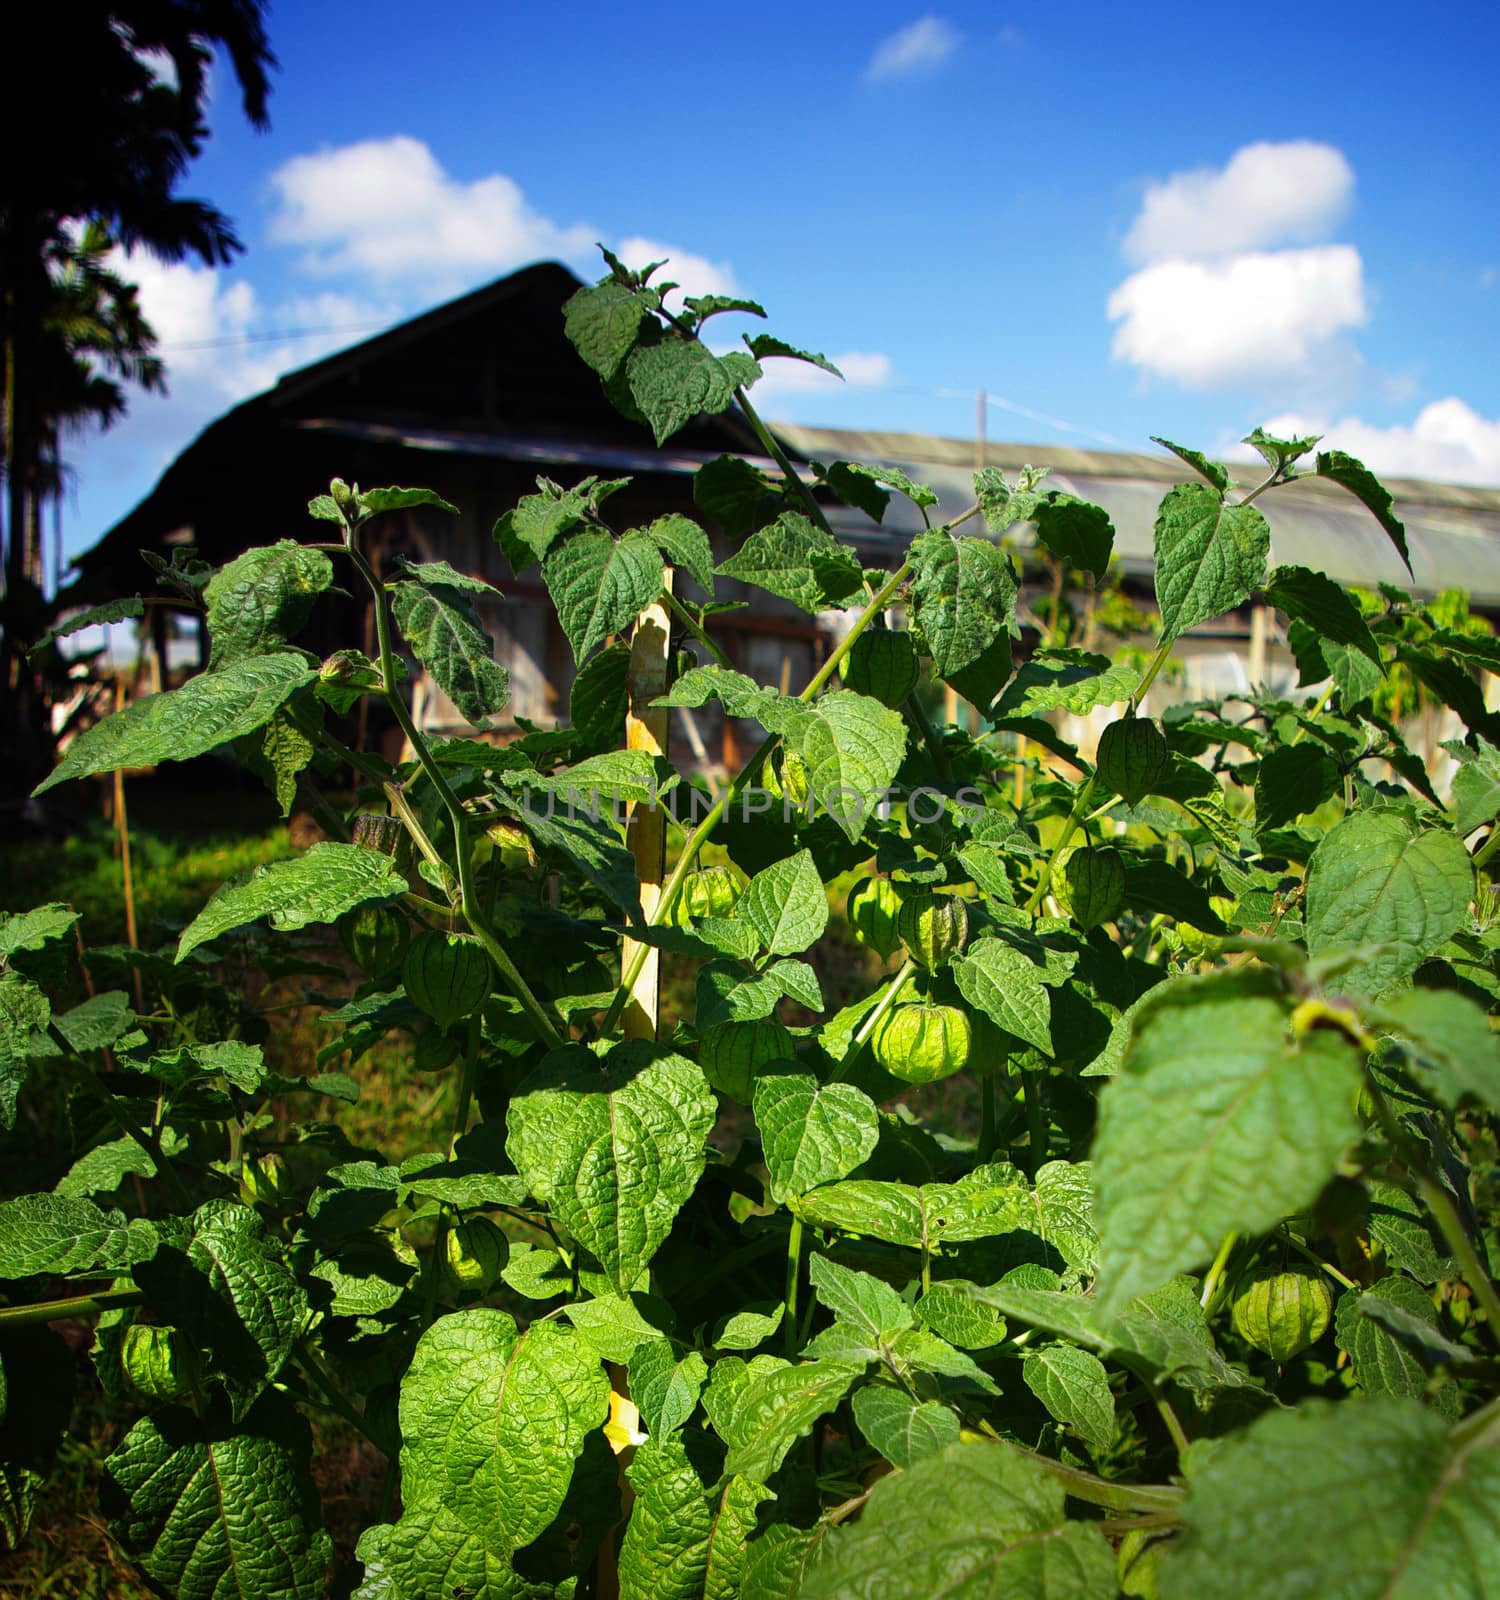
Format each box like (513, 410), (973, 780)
(4, 252), (1500, 1599)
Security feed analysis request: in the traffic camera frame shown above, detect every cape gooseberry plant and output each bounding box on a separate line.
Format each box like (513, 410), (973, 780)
(5, 247), (1500, 1600)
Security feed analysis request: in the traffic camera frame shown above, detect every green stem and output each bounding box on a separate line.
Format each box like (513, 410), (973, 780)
(294, 1340), (391, 1457)
(1017, 1448), (1183, 1514)
(1199, 1232), (1238, 1309)
(829, 960), (915, 1085)
(735, 385), (834, 537)
(1473, 825), (1500, 872)
(1450, 1390), (1500, 1452)
(978, 1071), (998, 1162)
(0, 1285), (144, 1330)
(1236, 467), (1285, 510)
(1278, 1228), (1360, 1291)
(449, 1014), (481, 1160)
(663, 589), (734, 670)
(1129, 637), (1174, 714)
(1024, 778), (1096, 914)
(1022, 1072), (1048, 1173)
(801, 561), (911, 701)
(784, 1215), (804, 1357)
(1154, 1391), (1190, 1461)
(383, 780), (449, 885)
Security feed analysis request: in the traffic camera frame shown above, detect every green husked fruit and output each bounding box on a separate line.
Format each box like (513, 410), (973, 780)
(412, 1025), (461, 1072)
(848, 876), (903, 960)
(1064, 846), (1127, 930)
(700, 1018), (797, 1102)
(239, 1153), (291, 1208)
(765, 749), (811, 808)
(120, 1323), (202, 1408)
(670, 864), (746, 925)
(1231, 1270), (1334, 1361)
(842, 628), (920, 708)
(338, 902), (409, 982)
(403, 931), (492, 1028)
(872, 1002), (973, 1084)
(896, 892), (970, 970)
(439, 1216), (508, 1299)
(1095, 715), (1167, 805)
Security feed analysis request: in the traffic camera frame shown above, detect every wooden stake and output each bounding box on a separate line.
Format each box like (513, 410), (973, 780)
(621, 571), (673, 1041)
(112, 682), (144, 1012)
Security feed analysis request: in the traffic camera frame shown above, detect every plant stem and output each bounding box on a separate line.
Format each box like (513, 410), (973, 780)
(1129, 637), (1173, 713)
(734, 385), (834, 537)
(1022, 1072), (1048, 1173)
(1154, 1391), (1190, 1460)
(449, 1013), (481, 1159)
(662, 589), (734, 671)
(1200, 1232), (1238, 1308)
(0, 1285), (144, 1330)
(1016, 1448), (1183, 1514)
(1473, 825), (1500, 872)
(978, 1071), (998, 1162)
(784, 1215), (804, 1357)
(294, 1340), (390, 1456)
(828, 959), (915, 1085)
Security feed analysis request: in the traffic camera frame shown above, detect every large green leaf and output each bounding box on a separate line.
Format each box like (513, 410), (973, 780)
(1152, 483), (1270, 644)
(1091, 971), (1361, 1312)
(1375, 987), (1500, 1111)
(753, 1075), (879, 1203)
(205, 542), (332, 667)
(177, 842), (410, 962)
(908, 531), (1018, 698)
(1316, 451), (1411, 575)
(105, 1394), (331, 1600)
(849, 1384), (960, 1468)
(716, 513), (863, 613)
(507, 1043), (716, 1292)
(646, 513), (717, 595)
(35, 652), (315, 795)
(806, 1253), (914, 1358)
(1162, 1399), (1500, 1600)
(739, 849), (828, 955)
(0, 1192), (157, 1279)
(543, 528), (665, 664)
(1304, 810), (1473, 995)
(0, 972), (49, 1129)
(1031, 494), (1115, 577)
(0, 903), (80, 960)
(1263, 565), (1380, 661)
(792, 1441), (1115, 1600)
(381, 1310), (608, 1593)
(782, 691), (907, 843)
(627, 339), (754, 444)
(721, 1359), (863, 1482)
(629, 1340), (709, 1438)
(391, 576), (510, 726)
(791, 1170), (1033, 1250)
(1023, 1345), (1116, 1452)
(1448, 736), (1500, 837)
(564, 280), (648, 381)
(953, 937), (1055, 1054)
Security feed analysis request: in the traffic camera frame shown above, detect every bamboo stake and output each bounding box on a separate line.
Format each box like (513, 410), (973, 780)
(112, 682), (144, 1012)
(620, 572), (673, 1041)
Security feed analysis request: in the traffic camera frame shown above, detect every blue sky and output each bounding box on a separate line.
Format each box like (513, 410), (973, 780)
(63, 0), (1500, 571)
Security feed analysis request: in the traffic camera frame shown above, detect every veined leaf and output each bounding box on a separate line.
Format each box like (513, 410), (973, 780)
(629, 1340), (709, 1438)
(646, 513), (717, 594)
(105, 1394), (331, 1600)
(791, 1172), (1032, 1250)
(739, 849), (828, 955)
(953, 937), (1054, 1054)
(1305, 810), (1473, 996)
(849, 1385), (960, 1468)
(1152, 483), (1270, 644)
(565, 280), (648, 381)
(35, 652), (315, 795)
(543, 528), (665, 664)
(381, 1310), (608, 1591)
(1264, 565), (1381, 661)
(1375, 987), (1500, 1110)
(753, 1075), (879, 1203)
(1162, 1398), (1499, 1600)
(27, 596), (144, 658)
(1023, 1345), (1116, 1452)
(628, 339), (753, 444)
(205, 541), (332, 667)
(908, 531), (1018, 700)
(993, 649), (1136, 718)
(791, 1441), (1115, 1600)
(0, 902), (80, 959)
(722, 1359), (862, 1482)
(716, 513), (863, 613)
(1031, 494), (1115, 577)
(0, 1192), (157, 1279)
(1151, 436), (1230, 492)
(807, 1253), (914, 1354)
(358, 486), (459, 516)
(507, 1043), (716, 1292)
(782, 690), (907, 844)
(1091, 970), (1361, 1312)
(177, 842), (409, 962)
(391, 576), (510, 726)
(1316, 450), (1412, 575)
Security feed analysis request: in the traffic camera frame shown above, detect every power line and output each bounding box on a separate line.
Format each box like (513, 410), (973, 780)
(156, 320), (393, 352)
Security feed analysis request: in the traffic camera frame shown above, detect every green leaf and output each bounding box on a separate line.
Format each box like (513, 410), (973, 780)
(177, 842), (409, 962)
(791, 1174), (1031, 1251)
(390, 576), (510, 726)
(1091, 971), (1362, 1312)
(716, 512), (863, 613)
(1023, 1345), (1116, 1452)
(646, 514), (717, 594)
(0, 1193), (157, 1278)
(850, 1384), (960, 1468)
(105, 1394), (331, 1600)
(1162, 1398), (1500, 1600)
(35, 652), (315, 795)
(1304, 811), (1474, 996)
(0, 903), (80, 960)
(839, 461), (939, 512)
(739, 850), (828, 955)
(908, 531), (1018, 701)
(498, 788), (641, 917)
(784, 690), (907, 843)
(1376, 988), (1500, 1110)
(507, 1043), (717, 1293)
(357, 485), (459, 516)
(1264, 565), (1381, 661)
(721, 1359), (863, 1482)
(792, 1441), (1115, 1600)
(1366, 1180), (1454, 1285)
(395, 558), (498, 593)
(205, 542), (332, 667)
(511, 749), (676, 808)
(953, 937), (1054, 1054)
(1288, 620), (1384, 707)
(696, 959), (823, 1027)
(686, 294), (768, 322)
(994, 649), (1136, 718)
(974, 464), (1047, 532)
(1448, 737), (1500, 836)
(629, 1340), (709, 1438)
(1030, 1160), (1100, 1273)
(745, 334), (839, 376)
(1152, 483), (1270, 645)
(238, 704), (317, 818)
(565, 1293), (671, 1364)
(136, 1201), (307, 1419)
(807, 1253), (914, 1353)
(1254, 743), (1340, 830)
(695, 456), (782, 538)
(1316, 450), (1412, 575)
(27, 596), (144, 658)
(628, 339), (749, 444)
(56, 1133), (162, 1199)
(1151, 436), (1229, 492)
(1031, 494), (1115, 577)
(565, 281), (648, 381)
(753, 1075), (879, 1203)
(1334, 1279), (1449, 1404)
(570, 640), (632, 753)
(381, 1310), (608, 1590)
(714, 1305), (785, 1352)
(543, 528), (666, 664)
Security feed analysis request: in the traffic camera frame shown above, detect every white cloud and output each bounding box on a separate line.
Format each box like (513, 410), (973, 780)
(1124, 141), (1354, 264)
(1242, 399), (1500, 487)
(124, 253), (259, 394)
(752, 349), (893, 398)
(866, 16), (961, 81)
(1108, 245), (1366, 389)
(614, 237), (740, 306)
(266, 135), (596, 289)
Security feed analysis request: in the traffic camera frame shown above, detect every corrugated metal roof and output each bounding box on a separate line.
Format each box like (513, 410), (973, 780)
(774, 424), (1500, 607)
